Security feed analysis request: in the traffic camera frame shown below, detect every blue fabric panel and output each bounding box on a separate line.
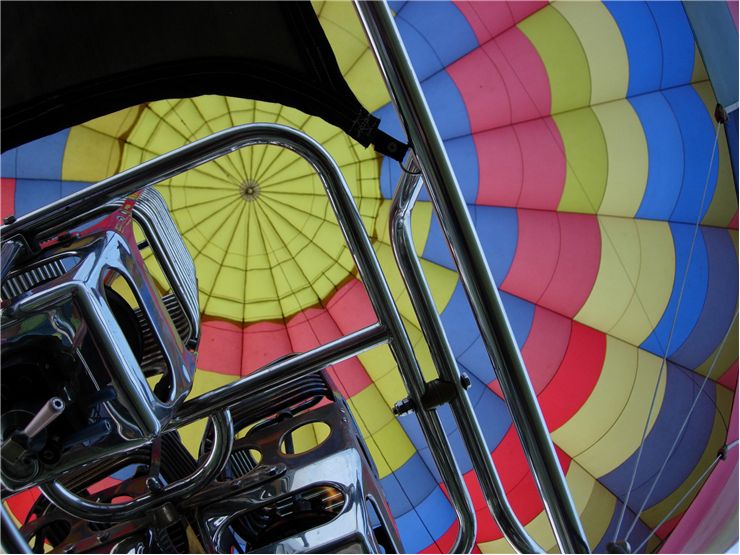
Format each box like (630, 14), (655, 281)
(0, 149), (18, 178)
(422, 210), (456, 269)
(605, 1), (663, 97)
(14, 179), (64, 216)
(471, 205), (517, 284)
(422, 71), (471, 140)
(380, 472), (413, 517)
(388, 0), (407, 14)
(663, 86), (718, 224)
(416, 487), (457, 541)
(641, 222), (708, 358)
(683, 1), (739, 107)
(385, 452), (438, 515)
(394, 509), (434, 553)
(633, 92), (684, 221)
(647, 2), (696, 89)
(444, 135), (479, 204)
(15, 129), (69, 180)
(599, 366), (716, 510)
(669, 228), (738, 369)
(394, 2), (478, 82)
(594, 499), (653, 552)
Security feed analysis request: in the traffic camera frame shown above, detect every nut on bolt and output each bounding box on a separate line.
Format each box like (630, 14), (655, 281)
(460, 373), (471, 390)
(392, 397), (414, 416)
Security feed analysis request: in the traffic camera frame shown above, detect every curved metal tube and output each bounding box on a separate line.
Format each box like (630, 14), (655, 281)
(354, 2), (589, 552)
(390, 157), (543, 554)
(40, 410), (233, 522)
(12, 124), (477, 551)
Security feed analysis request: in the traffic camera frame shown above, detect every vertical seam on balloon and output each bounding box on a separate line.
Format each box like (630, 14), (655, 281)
(612, 118), (721, 543)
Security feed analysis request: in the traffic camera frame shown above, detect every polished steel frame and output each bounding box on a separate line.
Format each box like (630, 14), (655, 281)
(354, 2), (590, 553)
(1, 8), (592, 545)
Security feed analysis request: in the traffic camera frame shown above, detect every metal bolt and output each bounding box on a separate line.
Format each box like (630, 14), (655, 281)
(3, 215), (16, 225)
(266, 466), (279, 477)
(146, 476), (164, 494)
(460, 373), (471, 390)
(97, 531), (111, 543)
(392, 397), (414, 416)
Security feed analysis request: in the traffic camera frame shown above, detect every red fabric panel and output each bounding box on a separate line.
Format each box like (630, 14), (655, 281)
(5, 487), (41, 523)
(447, 28), (550, 133)
(1, 178), (15, 219)
(453, 1), (545, 44)
(538, 322), (606, 432)
(729, 209), (738, 229)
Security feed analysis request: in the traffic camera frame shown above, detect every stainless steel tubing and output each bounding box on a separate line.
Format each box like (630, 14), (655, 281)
(390, 157), (543, 554)
(23, 397), (66, 438)
(0, 237), (24, 281)
(40, 410), (233, 522)
(354, 2), (589, 553)
(2, 503), (32, 554)
(262, 125), (476, 553)
(172, 323), (389, 428)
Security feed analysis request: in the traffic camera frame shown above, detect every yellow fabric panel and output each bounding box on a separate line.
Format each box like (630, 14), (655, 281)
(365, 435), (392, 478)
(371, 417), (416, 475)
(358, 344), (398, 382)
(120, 96), (383, 323)
(692, 46), (710, 84)
(552, 1), (628, 106)
(554, 108), (608, 214)
(518, 5), (590, 115)
(556, 338), (666, 477)
(180, 370), (239, 455)
(313, 1), (390, 112)
(62, 106), (141, 182)
(693, 81), (739, 228)
(575, 218), (674, 346)
(640, 394), (731, 528)
(479, 461), (614, 553)
(592, 100), (648, 218)
(348, 384), (395, 434)
(374, 199), (434, 257)
(569, 461), (617, 550)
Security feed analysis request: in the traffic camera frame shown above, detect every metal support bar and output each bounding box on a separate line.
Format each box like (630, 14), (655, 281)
(0, 237), (24, 281)
(390, 157), (543, 554)
(40, 410), (233, 523)
(2, 503), (32, 554)
(172, 323), (389, 428)
(354, 2), (589, 552)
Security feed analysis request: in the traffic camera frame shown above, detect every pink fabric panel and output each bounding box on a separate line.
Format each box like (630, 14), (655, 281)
(447, 28), (550, 133)
(516, 117), (566, 210)
(242, 321), (292, 376)
(453, 1), (546, 44)
(537, 213), (601, 318)
(502, 209), (561, 302)
(198, 319), (243, 375)
(326, 279), (377, 334)
(728, 0), (739, 30)
(660, 391), (739, 553)
(520, 306), (572, 395)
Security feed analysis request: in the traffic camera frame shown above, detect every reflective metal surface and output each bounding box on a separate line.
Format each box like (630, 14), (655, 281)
(390, 157), (543, 554)
(354, 2), (589, 552)
(40, 410), (233, 522)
